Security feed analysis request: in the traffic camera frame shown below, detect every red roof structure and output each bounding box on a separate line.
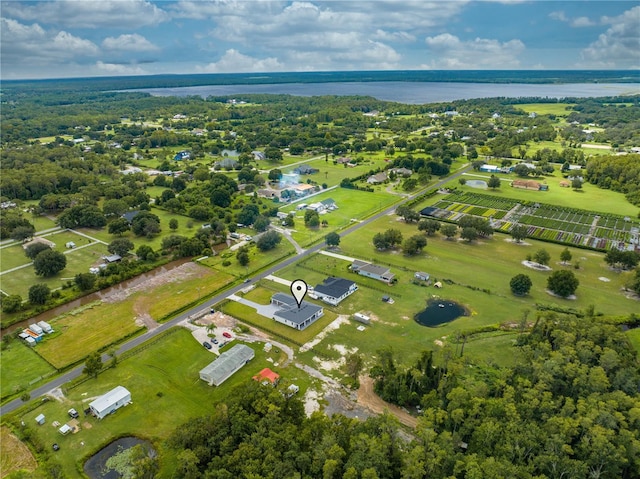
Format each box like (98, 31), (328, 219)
(252, 368), (280, 384)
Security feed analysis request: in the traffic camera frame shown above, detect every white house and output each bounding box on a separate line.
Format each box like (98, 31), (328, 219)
(312, 277), (358, 306)
(89, 386), (131, 419)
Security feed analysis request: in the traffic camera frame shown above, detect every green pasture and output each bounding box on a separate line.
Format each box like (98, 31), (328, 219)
(337, 215), (639, 316)
(279, 188), (399, 247)
(0, 243), (110, 297)
(0, 340), (56, 401)
(19, 328), (313, 478)
(436, 173), (640, 217)
(514, 103), (575, 116)
(282, 157), (386, 189)
(30, 264), (230, 368)
(0, 243), (32, 272)
(31, 215), (58, 232)
(77, 207), (207, 251)
(34, 301), (144, 369)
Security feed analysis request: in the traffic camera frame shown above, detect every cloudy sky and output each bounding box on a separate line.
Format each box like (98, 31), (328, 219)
(1, 0), (638, 79)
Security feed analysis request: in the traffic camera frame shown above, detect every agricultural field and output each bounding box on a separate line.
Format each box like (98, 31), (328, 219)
(16, 328), (312, 478)
(0, 426), (37, 477)
(422, 190), (640, 251)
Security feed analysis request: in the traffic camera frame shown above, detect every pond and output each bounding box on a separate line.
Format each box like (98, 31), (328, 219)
(414, 299), (468, 327)
(465, 179), (487, 189)
(84, 437), (155, 479)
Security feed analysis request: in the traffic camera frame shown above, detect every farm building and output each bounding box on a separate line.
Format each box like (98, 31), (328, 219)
(253, 368), (280, 385)
(37, 321), (53, 333)
(351, 260), (395, 284)
(89, 386), (131, 419)
(35, 414), (45, 425)
(199, 344), (255, 386)
(321, 198), (338, 211)
(103, 254), (122, 263)
(479, 164), (500, 173)
(271, 293), (324, 330)
(312, 277), (358, 306)
(415, 272), (430, 281)
(512, 180), (547, 191)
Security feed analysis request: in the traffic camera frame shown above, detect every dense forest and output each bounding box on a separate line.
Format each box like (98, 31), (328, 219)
(167, 315), (639, 479)
(585, 154), (640, 205)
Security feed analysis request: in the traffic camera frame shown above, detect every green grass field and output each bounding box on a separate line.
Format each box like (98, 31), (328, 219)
(626, 328), (640, 354)
(514, 103), (575, 116)
(0, 242), (110, 297)
(279, 188), (400, 247)
(19, 328), (314, 478)
(0, 341), (56, 400)
(21, 264), (233, 369)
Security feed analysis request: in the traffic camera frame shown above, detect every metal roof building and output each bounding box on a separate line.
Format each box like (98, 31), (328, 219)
(89, 386), (131, 420)
(271, 293), (324, 330)
(199, 344), (255, 386)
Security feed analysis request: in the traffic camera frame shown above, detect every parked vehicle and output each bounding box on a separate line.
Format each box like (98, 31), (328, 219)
(68, 408), (79, 419)
(223, 332), (232, 339)
(202, 341), (212, 350)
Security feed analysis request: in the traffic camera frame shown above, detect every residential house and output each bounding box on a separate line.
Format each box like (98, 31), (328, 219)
(390, 167), (413, 177)
(320, 198), (338, 211)
(121, 210), (140, 223)
(257, 189), (279, 199)
(312, 277), (358, 306)
(271, 293), (324, 330)
(173, 150), (191, 161)
(199, 344), (255, 386)
(415, 272), (430, 281)
(351, 260), (395, 284)
(293, 164), (319, 175)
(291, 184), (315, 196)
(252, 151), (266, 161)
(367, 172), (388, 184)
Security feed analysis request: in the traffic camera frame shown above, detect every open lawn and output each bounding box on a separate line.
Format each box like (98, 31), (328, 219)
(626, 328), (640, 354)
(279, 188), (399, 247)
(0, 242), (110, 297)
(1, 340), (56, 401)
(18, 328), (313, 478)
(30, 264), (232, 368)
(515, 103), (575, 116)
(34, 301), (144, 369)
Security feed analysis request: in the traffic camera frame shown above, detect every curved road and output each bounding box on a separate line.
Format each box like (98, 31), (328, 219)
(0, 165), (469, 416)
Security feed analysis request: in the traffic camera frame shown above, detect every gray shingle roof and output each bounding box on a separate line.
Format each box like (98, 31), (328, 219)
(272, 293), (323, 325)
(313, 277), (356, 299)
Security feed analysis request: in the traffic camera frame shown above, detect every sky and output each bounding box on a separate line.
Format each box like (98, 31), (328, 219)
(1, 0), (639, 79)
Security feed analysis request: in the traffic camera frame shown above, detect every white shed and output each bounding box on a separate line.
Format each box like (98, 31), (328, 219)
(35, 414), (45, 425)
(89, 386), (131, 419)
(58, 424), (72, 435)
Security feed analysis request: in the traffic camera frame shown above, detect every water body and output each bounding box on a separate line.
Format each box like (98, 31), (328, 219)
(130, 82), (640, 104)
(415, 300), (468, 327)
(83, 437), (155, 479)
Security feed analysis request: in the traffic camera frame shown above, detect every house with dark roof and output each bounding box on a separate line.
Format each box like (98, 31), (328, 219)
(174, 150), (191, 161)
(293, 164), (319, 175)
(271, 293), (324, 330)
(121, 210), (140, 224)
(351, 260), (395, 284)
(252, 151), (266, 161)
(320, 198), (338, 211)
(312, 277), (358, 306)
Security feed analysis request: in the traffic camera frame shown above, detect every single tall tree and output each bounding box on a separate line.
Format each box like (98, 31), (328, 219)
(547, 270), (579, 297)
(33, 249), (67, 276)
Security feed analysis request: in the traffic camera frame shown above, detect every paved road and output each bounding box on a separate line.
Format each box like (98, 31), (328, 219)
(0, 165), (469, 416)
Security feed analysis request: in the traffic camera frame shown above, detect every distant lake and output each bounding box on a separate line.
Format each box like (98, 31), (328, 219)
(129, 81), (640, 104)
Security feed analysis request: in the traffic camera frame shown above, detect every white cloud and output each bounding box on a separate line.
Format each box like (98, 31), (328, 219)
(372, 29), (416, 43)
(196, 49), (283, 73)
(103, 34), (159, 52)
(0, 17), (99, 61)
(3, 0), (169, 28)
(550, 10), (595, 27)
(424, 33), (525, 69)
(95, 61), (147, 75)
(581, 6), (640, 67)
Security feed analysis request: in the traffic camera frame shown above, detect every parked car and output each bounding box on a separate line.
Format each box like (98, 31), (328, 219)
(212, 338), (219, 344)
(244, 278), (251, 283)
(222, 332), (232, 339)
(52, 443), (60, 451)
(218, 341), (228, 349)
(68, 408), (79, 419)
(202, 341), (212, 350)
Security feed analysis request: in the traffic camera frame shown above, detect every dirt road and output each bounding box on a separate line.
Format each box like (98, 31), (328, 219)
(357, 376), (418, 428)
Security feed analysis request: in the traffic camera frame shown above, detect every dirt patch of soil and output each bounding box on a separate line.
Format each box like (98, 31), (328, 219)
(133, 300), (160, 330)
(300, 315), (350, 352)
(101, 262), (206, 303)
(1, 426), (37, 478)
(313, 355), (345, 372)
(522, 260), (552, 271)
(357, 376), (418, 428)
(303, 387), (321, 416)
(598, 277), (611, 282)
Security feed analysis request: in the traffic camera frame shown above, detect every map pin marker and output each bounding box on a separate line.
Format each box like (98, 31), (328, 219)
(290, 279), (308, 309)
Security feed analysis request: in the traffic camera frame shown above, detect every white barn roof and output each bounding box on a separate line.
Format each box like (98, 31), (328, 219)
(200, 344), (254, 386)
(89, 386), (131, 414)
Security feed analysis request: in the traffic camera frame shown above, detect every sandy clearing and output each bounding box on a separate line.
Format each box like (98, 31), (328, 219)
(357, 376), (418, 428)
(522, 260), (552, 271)
(300, 315), (350, 352)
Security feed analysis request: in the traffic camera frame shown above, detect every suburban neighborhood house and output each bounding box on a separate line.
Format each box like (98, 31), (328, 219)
(312, 277), (358, 306)
(351, 260), (395, 284)
(199, 344), (255, 386)
(271, 293), (324, 330)
(88, 386), (132, 420)
(367, 172), (388, 184)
